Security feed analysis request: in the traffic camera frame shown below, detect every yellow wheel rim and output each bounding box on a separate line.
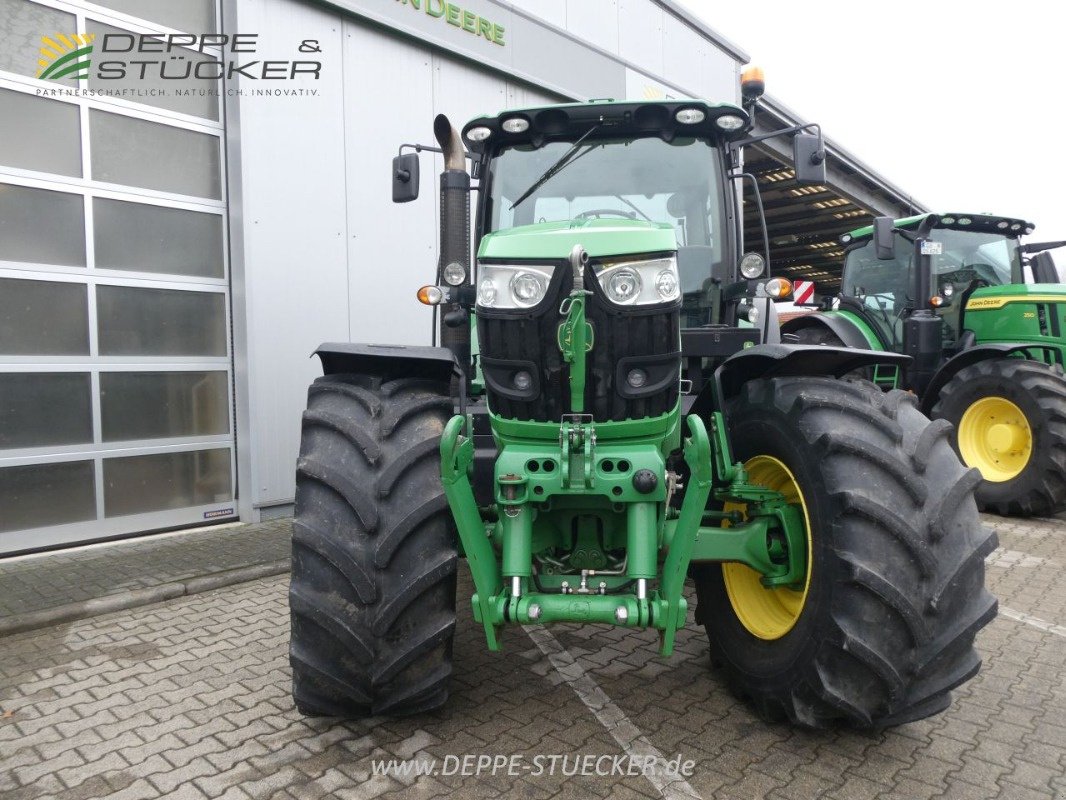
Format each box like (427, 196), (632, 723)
(722, 456), (813, 641)
(957, 396), (1032, 482)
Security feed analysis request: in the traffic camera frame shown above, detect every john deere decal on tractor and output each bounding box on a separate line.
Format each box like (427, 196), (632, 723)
(288, 72), (996, 729)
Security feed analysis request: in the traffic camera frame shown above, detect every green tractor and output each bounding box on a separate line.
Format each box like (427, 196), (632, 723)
(288, 90), (996, 729)
(782, 213), (1066, 516)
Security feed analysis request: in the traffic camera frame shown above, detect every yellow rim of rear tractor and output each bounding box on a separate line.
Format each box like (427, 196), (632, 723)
(957, 396), (1032, 482)
(722, 455), (813, 641)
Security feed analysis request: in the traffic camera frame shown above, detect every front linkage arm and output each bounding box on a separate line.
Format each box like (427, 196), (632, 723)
(440, 413), (714, 655)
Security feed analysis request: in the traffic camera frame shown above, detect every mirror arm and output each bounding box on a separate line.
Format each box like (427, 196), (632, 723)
(727, 122), (822, 151)
(729, 172), (773, 344)
(398, 142), (476, 160)
(729, 173), (772, 283)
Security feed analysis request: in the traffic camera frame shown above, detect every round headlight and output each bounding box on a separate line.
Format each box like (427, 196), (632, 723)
(1011, 223), (1022, 231)
(478, 278), (497, 307)
(942, 283), (955, 298)
(655, 269), (679, 301)
(745, 303), (760, 326)
(740, 252), (766, 279)
(675, 108), (706, 125)
(501, 117), (529, 133)
(513, 370), (532, 391)
(510, 271), (546, 307)
(940, 216), (955, 225)
(626, 369), (648, 388)
(996, 220), (1009, 230)
(715, 114), (746, 131)
(442, 261), (466, 286)
(957, 217), (972, 226)
(466, 126), (492, 142)
(606, 269), (642, 304)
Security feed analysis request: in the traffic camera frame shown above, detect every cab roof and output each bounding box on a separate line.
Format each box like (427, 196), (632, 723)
(841, 212), (1035, 245)
(461, 99), (750, 154)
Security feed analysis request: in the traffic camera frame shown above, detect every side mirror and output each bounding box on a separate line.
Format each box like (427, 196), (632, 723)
(1032, 251), (1059, 284)
(792, 133), (826, 186)
(873, 216), (895, 260)
(392, 153), (420, 203)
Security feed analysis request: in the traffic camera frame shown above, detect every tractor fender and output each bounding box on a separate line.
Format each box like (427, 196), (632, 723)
(691, 343), (911, 417)
(920, 342), (1055, 415)
(780, 312), (873, 350)
(313, 342), (458, 384)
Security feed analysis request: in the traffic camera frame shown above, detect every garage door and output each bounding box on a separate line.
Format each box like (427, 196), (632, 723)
(0, 0), (234, 554)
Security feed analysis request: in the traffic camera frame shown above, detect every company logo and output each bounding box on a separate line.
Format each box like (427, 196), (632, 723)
(395, 0), (505, 46)
(37, 33), (95, 80)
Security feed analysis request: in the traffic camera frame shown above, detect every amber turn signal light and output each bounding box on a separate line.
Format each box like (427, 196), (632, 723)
(417, 285), (445, 305)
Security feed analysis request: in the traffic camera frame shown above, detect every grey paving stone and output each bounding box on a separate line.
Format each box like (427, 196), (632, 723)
(1, 512), (1065, 799)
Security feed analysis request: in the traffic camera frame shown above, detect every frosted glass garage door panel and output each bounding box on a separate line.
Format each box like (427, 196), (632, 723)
(88, 0), (216, 33)
(86, 21), (219, 121)
(0, 373), (92, 449)
(0, 184), (86, 266)
(0, 0), (77, 83)
(94, 198), (224, 278)
(0, 278), (89, 355)
(103, 448), (231, 517)
(96, 286), (227, 356)
(100, 371), (229, 441)
(90, 110), (221, 199)
(0, 461), (96, 533)
(0, 89), (82, 177)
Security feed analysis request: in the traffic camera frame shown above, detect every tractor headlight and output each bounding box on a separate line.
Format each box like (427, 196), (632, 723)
(605, 268), (642, 304)
(510, 271), (547, 307)
(475, 263), (555, 310)
(595, 256), (680, 306)
(740, 252), (766, 279)
(442, 261), (467, 286)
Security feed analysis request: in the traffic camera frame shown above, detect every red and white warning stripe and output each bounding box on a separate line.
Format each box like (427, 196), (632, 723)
(793, 280), (816, 306)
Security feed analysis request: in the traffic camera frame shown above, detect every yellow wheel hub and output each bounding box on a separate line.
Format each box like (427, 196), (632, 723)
(957, 396), (1032, 482)
(722, 455), (812, 641)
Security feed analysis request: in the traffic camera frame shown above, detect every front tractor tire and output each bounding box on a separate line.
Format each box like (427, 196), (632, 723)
(692, 377), (997, 729)
(930, 358), (1066, 517)
(289, 373), (457, 718)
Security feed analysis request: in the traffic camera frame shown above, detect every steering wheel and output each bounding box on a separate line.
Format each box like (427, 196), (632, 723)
(939, 267), (979, 285)
(574, 209), (636, 220)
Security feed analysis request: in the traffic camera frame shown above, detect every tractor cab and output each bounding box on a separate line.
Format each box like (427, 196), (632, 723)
(838, 213), (1028, 353)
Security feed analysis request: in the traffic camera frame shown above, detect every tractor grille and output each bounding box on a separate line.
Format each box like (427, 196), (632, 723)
(477, 263), (681, 422)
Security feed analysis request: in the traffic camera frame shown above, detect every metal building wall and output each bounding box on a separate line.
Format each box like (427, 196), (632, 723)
(227, 0), (577, 519)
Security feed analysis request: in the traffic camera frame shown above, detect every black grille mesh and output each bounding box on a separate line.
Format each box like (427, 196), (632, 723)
(477, 268), (680, 422)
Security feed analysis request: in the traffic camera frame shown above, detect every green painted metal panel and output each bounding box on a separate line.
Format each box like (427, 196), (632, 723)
(477, 219), (677, 261)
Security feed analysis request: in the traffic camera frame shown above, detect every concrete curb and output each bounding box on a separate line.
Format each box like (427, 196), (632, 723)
(0, 559), (290, 637)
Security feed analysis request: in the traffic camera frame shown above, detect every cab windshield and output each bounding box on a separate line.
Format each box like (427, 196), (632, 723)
(485, 136), (727, 301)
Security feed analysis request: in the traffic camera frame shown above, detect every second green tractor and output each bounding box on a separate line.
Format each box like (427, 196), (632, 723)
(783, 213), (1066, 516)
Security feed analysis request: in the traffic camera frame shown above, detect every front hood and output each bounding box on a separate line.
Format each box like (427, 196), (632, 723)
(966, 283), (1066, 309)
(477, 219), (677, 261)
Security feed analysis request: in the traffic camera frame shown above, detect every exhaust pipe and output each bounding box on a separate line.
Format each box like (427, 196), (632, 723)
(434, 114), (466, 171)
(432, 114), (471, 374)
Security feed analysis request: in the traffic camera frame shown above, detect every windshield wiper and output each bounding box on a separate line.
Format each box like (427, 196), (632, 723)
(509, 120), (604, 211)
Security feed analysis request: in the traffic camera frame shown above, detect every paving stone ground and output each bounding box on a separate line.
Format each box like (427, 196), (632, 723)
(0, 520), (292, 619)
(1, 513), (1064, 800)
